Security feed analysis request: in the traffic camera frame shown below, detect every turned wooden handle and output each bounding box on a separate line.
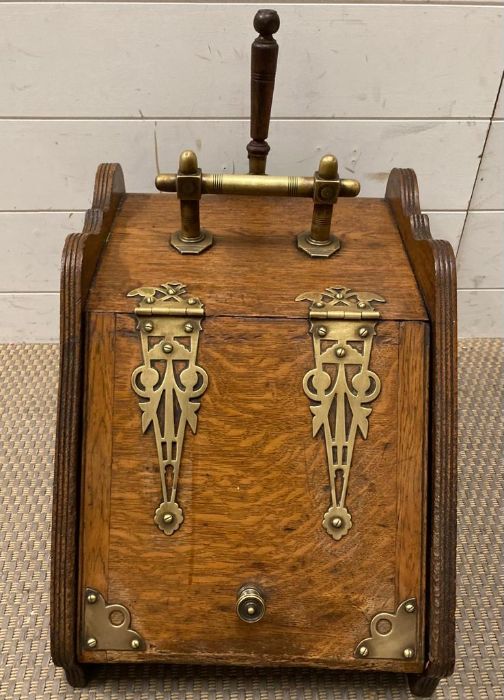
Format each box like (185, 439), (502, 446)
(247, 9), (280, 175)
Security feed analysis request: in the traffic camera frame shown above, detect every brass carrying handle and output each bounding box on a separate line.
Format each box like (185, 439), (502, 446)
(247, 10), (280, 175)
(155, 150), (360, 257)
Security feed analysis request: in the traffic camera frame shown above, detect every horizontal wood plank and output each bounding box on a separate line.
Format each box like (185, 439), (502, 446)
(5, 288), (501, 342)
(457, 212), (504, 289)
(458, 290), (504, 337)
(494, 81), (504, 119)
(1, 4), (502, 119)
(87, 194), (427, 321)
(0, 119), (487, 211)
(470, 121), (504, 210)
(0, 209), (465, 296)
(424, 212), (466, 251)
(0, 292), (58, 342)
(0, 212), (85, 292)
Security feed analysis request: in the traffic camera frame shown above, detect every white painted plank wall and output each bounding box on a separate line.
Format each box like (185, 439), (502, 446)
(457, 77), (504, 337)
(0, 2), (503, 341)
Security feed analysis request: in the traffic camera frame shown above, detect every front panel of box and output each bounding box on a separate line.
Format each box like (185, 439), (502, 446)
(78, 306), (427, 672)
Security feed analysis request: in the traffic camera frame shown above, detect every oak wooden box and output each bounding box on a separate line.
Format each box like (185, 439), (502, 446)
(51, 164), (457, 697)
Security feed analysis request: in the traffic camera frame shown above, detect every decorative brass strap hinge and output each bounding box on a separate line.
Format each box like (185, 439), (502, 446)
(128, 282), (208, 535)
(296, 287), (385, 541)
(83, 588), (145, 652)
(355, 598), (418, 660)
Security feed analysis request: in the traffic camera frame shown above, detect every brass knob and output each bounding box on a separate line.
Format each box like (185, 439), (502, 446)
(236, 586), (265, 623)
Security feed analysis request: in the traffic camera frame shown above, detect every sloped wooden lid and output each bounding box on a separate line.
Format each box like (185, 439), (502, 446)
(88, 194), (427, 321)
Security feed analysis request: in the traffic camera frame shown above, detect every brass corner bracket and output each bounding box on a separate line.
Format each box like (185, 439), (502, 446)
(128, 282), (208, 535)
(297, 287), (385, 541)
(82, 588), (145, 652)
(355, 598), (418, 660)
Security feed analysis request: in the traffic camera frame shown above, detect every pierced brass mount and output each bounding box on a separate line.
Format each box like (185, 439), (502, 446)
(128, 282), (208, 535)
(83, 587), (145, 651)
(156, 151), (360, 257)
(297, 287), (385, 540)
(355, 598), (418, 660)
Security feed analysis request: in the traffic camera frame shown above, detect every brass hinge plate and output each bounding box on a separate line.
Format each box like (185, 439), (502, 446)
(296, 286), (385, 541)
(355, 598), (418, 660)
(82, 588), (145, 652)
(128, 282), (208, 535)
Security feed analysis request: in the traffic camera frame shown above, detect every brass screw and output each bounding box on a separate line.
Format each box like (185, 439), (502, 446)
(315, 301), (325, 308)
(162, 343), (173, 354)
(143, 321), (154, 332)
(87, 637), (97, 649)
(184, 323), (194, 333)
(357, 301), (366, 309)
(131, 639), (140, 650)
(405, 602), (416, 613)
(358, 327), (368, 338)
(187, 298), (196, 305)
(163, 513), (174, 524)
(317, 326), (327, 337)
(336, 292), (344, 300)
(86, 592), (97, 604)
(358, 645), (369, 658)
(331, 517), (343, 529)
(145, 296), (155, 304)
(403, 648), (415, 659)
(168, 289), (176, 295)
(247, 605), (256, 616)
(335, 347), (346, 358)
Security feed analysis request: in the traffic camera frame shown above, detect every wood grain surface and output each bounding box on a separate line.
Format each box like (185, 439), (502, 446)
(386, 169), (457, 696)
(88, 194), (427, 322)
(77, 312), (116, 664)
(396, 322), (429, 665)
(79, 311), (427, 672)
(51, 163), (125, 686)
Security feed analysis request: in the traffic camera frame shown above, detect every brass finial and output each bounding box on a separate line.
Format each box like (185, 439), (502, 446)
(318, 154), (338, 180)
(179, 149), (198, 175)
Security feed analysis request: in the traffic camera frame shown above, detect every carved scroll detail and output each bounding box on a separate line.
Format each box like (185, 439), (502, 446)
(128, 282), (208, 535)
(296, 287), (385, 540)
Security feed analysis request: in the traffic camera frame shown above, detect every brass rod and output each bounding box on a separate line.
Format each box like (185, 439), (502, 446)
(155, 173), (359, 199)
(203, 174), (314, 197)
(179, 200), (202, 240)
(310, 203), (334, 243)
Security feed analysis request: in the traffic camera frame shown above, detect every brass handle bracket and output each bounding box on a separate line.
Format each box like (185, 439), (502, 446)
(171, 150), (213, 255)
(156, 151), (360, 257)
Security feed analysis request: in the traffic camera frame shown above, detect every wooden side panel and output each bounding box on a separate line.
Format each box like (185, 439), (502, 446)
(51, 163), (125, 687)
(386, 169), (457, 696)
(77, 312), (116, 663)
(396, 322), (429, 662)
(78, 313), (427, 673)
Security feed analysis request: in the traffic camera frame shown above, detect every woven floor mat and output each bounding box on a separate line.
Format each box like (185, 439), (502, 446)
(0, 341), (502, 699)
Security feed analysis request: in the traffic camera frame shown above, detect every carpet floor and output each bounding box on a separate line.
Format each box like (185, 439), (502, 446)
(0, 340), (502, 699)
